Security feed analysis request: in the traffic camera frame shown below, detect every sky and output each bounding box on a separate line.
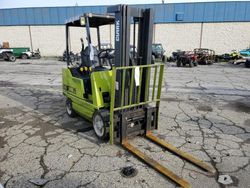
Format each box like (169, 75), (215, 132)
(0, 0), (248, 9)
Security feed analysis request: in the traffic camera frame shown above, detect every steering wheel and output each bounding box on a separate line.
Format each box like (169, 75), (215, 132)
(98, 49), (114, 69)
(98, 49), (114, 58)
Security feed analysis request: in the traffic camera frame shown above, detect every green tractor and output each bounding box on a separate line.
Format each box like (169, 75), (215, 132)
(62, 5), (215, 188)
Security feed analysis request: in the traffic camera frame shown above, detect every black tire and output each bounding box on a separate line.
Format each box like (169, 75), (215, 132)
(93, 110), (109, 140)
(245, 59), (250, 68)
(8, 54), (16, 62)
(193, 61), (198, 66)
(152, 55), (155, 64)
(162, 55), (166, 63)
(66, 98), (76, 117)
(177, 60), (181, 67)
(198, 60), (206, 65)
(21, 54), (28, 59)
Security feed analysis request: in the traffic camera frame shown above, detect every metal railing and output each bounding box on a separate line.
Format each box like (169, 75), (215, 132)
(109, 63), (165, 144)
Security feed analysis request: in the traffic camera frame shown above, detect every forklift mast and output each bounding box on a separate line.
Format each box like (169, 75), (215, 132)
(108, 5), (153, 67)
(107, 5), (158, 144)
(108, 5), (154, 106)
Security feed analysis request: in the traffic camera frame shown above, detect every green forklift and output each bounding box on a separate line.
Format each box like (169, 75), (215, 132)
(62, 5), (215, 188)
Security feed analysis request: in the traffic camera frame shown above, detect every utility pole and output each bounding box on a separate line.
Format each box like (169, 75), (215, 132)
(199, 22), (204, 48)
(28, 25), (33, 52)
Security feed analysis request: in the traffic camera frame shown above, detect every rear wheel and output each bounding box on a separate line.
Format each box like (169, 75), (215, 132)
(162, 55), (166, 63)
(66, 99), (76, 117)
(245, 59), (250, 68)
(8, 54), (16, 62)
(21, 54), (28, 59)
(93, 110), (109, 140)
(177, 60), (181, 67)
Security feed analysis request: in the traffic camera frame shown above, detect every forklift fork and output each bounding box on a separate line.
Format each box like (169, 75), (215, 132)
(146, 131), (216, 175)
(122, 139), (191, 188)
(122, 131), (215, 188)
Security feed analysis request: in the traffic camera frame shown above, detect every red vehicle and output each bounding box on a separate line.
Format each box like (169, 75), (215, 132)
(176, 51), (198, 67)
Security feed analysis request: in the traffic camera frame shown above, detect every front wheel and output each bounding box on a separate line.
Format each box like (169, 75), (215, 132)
(66, 99), (76, 117)
(21, 54), (28, 59)
(93, 110), (109, 140)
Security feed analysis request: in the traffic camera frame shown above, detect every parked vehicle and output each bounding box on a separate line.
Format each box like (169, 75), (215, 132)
(11, 47), (41, 59)
(176, 51), (198, 67)
(62, 50), (76, 62)
(240, 48), (250, 56)
(152, 43), (166, 62)
(230, 50), (241, 59)
(215, 50), (242, 62)
(215, 54), (230, 62)
(167, 50), (183, 62)
(194, 48), (215, 65)
(0, 48), (16, 62)
(21, 48), (41, 59)
(60, 50), (80, 63)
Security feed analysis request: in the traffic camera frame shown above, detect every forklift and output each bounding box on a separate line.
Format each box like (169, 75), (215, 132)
(62, 5), (215, 188)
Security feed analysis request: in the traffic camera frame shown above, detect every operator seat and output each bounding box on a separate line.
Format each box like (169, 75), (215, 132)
(81, 45), (99, 68)
(75, 45), (99, 98)
(70, 45), (99, 98)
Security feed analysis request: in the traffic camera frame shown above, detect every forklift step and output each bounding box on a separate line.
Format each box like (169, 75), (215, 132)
(122, 132), (216, 188)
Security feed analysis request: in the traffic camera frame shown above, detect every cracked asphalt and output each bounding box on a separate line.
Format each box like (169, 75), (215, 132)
(0, 59), (249, 188)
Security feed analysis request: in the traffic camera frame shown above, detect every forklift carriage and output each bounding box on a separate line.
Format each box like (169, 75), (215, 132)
(62, 5), (215, 188)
